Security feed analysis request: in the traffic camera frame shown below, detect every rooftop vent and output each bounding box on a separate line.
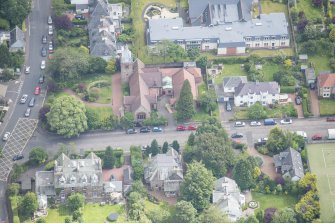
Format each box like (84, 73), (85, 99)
(225, 27), (232, 31)
(255, 23), (262, 26)
(172, 26), (179, 30)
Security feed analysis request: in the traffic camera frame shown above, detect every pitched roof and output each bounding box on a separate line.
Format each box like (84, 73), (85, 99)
(235, 81), (280, 96)
(223, 76), (248, 90)
(305, 68), (316, 80)
(10, 26), (24, 49)
(317, 73), (335, 88)
(273, 148), (304, 179)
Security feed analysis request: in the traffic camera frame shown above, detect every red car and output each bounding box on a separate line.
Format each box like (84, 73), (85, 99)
(34, 86), (41, 95)
(312, 134), (322, 140)
(187, 125), (197, 131)
(327, 116), (335, 122)
(176, 125), (187, 131)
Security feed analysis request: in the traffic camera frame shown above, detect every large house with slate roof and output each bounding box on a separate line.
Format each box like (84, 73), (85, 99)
(9, 26), (25, 52)
(88, 0), (122, 60)
(35, 152), (123, 203)
(146, 0), (290, 55)
(273, 148), (304, 182)
(144, 148), (183, 197)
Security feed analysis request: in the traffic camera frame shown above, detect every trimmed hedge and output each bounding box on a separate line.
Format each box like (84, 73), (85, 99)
(212, 57), (248, 64)
(72, 19), (88, 26)
(302, 98), (312, 117)
(280, 86), (296, 93)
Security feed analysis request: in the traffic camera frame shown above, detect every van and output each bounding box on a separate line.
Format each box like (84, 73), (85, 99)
(28, 98), (35, 107)
(264, 118), (277, 126)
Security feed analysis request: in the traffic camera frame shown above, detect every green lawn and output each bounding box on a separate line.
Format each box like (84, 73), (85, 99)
(261, 62), (281, 81)
(296, 0), (323, 20)
(251, 192), (298, 210)
(319, 99), (335, 116)
(309, 56), (331, 74)
(250, 48), (294, 57)
(261, 1), (288, 15)
(86, 106), (114, 120)
(307, 144), (335, 223)
(144, 200), (173, 215)
(214, 64), (247, 84)
(41, 204), (126, 223)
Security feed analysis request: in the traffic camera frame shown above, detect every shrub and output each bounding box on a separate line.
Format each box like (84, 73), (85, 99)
(44, 161), (55, 171)
(280, 86), (296, 93)
(302, 98), (312, 117)
(257, 146), (269, 155)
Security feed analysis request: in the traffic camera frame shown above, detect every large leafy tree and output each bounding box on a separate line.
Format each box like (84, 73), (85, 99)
(128, 192), (150, 222)
(0, 0), (31, 27)
(48, 47), (90, 81)
(197, 206), (230, 223)
(295, 190), (320, 222)
(247, 102), (267, 120)
(174, 201), (197, 223)
(46, 95), (88, 138)
(266, 127), (292, 154)
(103, 146), (115, 169)
(67, 193), (85, 212)
(19, 192), (38, 217)
(180, 161), (215, 211)
(0, 44), (11, 68)
(271, 208), (297, 223)
(198, 89), (217, 113)
(233, 157), (257, 191)
(176, 80), (195, 122)
(29, 147), (48, 165)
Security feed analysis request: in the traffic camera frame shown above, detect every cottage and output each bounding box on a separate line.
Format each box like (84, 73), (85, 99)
(9, 26), (25, 52)
(317, 73), (335, 98)
(212, 177), (245, 221)
(273, 148), (304, 182)
(144, 148), (183, 197)
(217, 76), (248, 103)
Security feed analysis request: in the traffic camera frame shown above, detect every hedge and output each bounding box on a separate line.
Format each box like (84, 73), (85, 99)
(10, 196), (20, 223)
(72, 19), (88, 26)
(302, 98), (312, 117)
(212, 57), (248, 64)
(280, 86), (296, 93)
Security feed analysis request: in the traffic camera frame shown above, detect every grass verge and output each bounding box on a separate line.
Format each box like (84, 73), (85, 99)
(251, 192), (298, 210)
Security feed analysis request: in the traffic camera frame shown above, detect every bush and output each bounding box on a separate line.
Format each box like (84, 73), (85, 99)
(72, 19), (87, 25)
(280, 86), (296, 93)
(44, 160), (55, 171)
(257, 146), (269, 155)
(302, 98), (312, 117)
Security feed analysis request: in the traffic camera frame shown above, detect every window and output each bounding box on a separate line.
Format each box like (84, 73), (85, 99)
(240, 101), (243, 104)
(255, 43), (260, 47)
(264, 37), (269, 41)
(264, 43), (269, 47)
(255, 37), (260, 41)
(246, 44), (251, 47)
(262, 101), (266, 105)
(205, 46), (209, 50)
(137, 113), (146, 120)
(281, 42), (286, 46)
(263, 96), (266, 99)
(250, 96), (253, 99)
(245, 37), (252, 42)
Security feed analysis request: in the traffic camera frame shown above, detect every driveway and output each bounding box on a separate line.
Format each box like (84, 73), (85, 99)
(112, 73), (123, 117)
(157, 96), (175, 128)
(288, 94), (303, 118)
(219, 103), (234, 123)
(309, 89), (320, 117)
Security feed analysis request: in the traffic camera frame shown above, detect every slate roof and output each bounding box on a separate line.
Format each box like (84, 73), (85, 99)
(104, 180), (123, 193)
(235, 81), (280, 96)
(9, 26), (24, 50)
(317, 73), (335, 88)
(35, 171), (56, 196)
(305, 68), (316, 81)
(148, 13), (289, 46)
(273, 148), (304, 180)
(223, 76), (248, 90)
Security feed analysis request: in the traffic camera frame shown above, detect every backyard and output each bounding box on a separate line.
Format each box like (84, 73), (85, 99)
(319, 99), (335, 116)
(309, 56), (331, 75)
(307, 143), (335, 223)
(251, 192), (298, 210)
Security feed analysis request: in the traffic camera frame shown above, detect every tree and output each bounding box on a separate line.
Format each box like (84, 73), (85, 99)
(176, 80), (195, 122)
(295, 190), (320, 222)
(48, 47), (90, 81)
(46, 95), (88, 138)
(180, 161), (215, 211)
(174, 201), (197, 223)
(199, 89), (217, 113)
(233, 157), (257, 191)
(313, 0), (323, 7)
(36, 218), (46, 223)
(162, 141), (169, 153)
(67, 193), (85, 212)
(147, 208), (170, 223)
(89, 57), (107, 73)
(103, 146), (115, 169)
(7, 183), (20, 196)
(0, 44), (11, 68)
(197, 206), (230, 223)
(29, 147), (48, 165)
(39, 105), (50, 123)
(128, 192), (147, 221)
(245, 216), (259, 223)
(149, 139), (160, 156)
(0, 0), (32, 27)
(53, 15), (72, 30)
(72, 210), (83, 222)
(131, 180), (147, 196)
(171, 140), (180, 152)
(106, 59), (117, 74)
(247, 102), (267, 120)
(187, 48), (200, 60)
(197, 56), (208, 70)
(264, 208), (277, 223)
(271, 208), (297, 223)
(64, 217), (71, 223)
(266, 127), (291, 154)
(298, 172), (317, 193)
(19, 192), (38, 217)
(187, 132), (195, 146)
(330, 28), (335, 42)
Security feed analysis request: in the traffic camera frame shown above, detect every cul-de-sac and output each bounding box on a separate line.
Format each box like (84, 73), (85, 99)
(0, 0), (335, 222)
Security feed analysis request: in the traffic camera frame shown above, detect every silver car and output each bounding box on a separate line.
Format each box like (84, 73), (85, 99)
(2, 132), (10, 141)
(20, 94), (28, 104)
(24, 108), (31, 117)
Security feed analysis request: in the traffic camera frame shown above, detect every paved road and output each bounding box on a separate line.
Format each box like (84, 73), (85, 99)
(0, 0), (52, 221)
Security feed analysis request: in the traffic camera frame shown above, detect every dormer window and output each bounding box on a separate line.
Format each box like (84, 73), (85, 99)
(59, 175), (65, 184)
(70, 175), (76, 184)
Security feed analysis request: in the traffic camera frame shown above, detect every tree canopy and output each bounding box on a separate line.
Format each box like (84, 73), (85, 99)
(247, 102), (267, 120)
(197, 206), (230, 223)
(0, 0), (31, 27)
(19, 192), (38, 217)
(180, 161), (215, 211)
(29, 147), (48, 165)
(176, 80), (195, 122)
(233, 156), (257, 191)
(46, 95), (88, 138)
(174, 201), (197, 223)
(103, 146), (115, 169)
(271, 208), (297, 223)
(67, 193), (85, 212)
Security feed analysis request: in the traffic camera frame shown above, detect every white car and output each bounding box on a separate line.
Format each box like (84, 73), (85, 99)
(3, 132), (10, 141)
(48, 16), (52, 25)
(280, 118), (292, 125)
(250, 121), (261, 126)
(24, 66), (30, 74)
(234, 121), (245, 127)
(40, 60), (46, 70)
(257, 137), (268, 143)
(20, 94), (28, 104)
(48, 25), (53, 35)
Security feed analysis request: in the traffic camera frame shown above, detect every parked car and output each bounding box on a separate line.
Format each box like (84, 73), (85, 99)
(309, 83), (316, 90)
(187, 125), (197, 131)
(176, 125), (187, 131)
(48, 25), (53, 35)
(257, 137), (268, 143)
(226, 102), (232, 111)
(280, 118), (293, 125)
(41, 35), (47, 44)
(12, 154), (24, 161)
(231, 133), (244, 138)
(48, 41), (53, 53)
(24, 66), (30, 74)
(234, 121), (245, 127)
(152, 127), (163, 132)
(39, 75), (45, 84)
(47, 16), (52, 25)
(40, 60), (46, 69)
(250, 121), (261, 126)
(312, 134), (322, 140)
(19, 94), (28, 104)
(28, 98), (35, 107)
(264, 118), (277, 126)
(327, 116), (335, 122)
(126, 128), (137, 134)
(2, 132), (10, 141)
(139, 127), (151, 133)
(295, 96), (302, 105)
(75, 14), (85, 20)
(34, 86), (41, 95)
(41, 47), (47, 57)
(24, 108), (31, 117)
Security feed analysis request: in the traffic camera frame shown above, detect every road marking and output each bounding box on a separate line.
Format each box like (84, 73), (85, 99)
(323, 148), (327, 168)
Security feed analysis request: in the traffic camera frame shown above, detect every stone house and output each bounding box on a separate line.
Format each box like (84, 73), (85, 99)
(317, 73), (335, 98)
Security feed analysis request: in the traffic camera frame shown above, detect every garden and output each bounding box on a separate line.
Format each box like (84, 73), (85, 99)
(319, 98), (335, 116)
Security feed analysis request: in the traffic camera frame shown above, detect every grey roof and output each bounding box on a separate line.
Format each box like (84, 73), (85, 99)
(121, 45), (132, 63)
(148, 13), (289, 45)
(235, 81), (280, 96)
(273, 148), (304, 179)
(104, 180), (123, 193)
(9, 26), (24, 49)
(76, 4), (89, 10)
(35, 171), (56, 196)
(223, 76), (247, 89)
(305, 68), (316, 80)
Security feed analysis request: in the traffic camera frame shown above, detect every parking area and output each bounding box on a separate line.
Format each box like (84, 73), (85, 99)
(0, 118), (38, 181)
